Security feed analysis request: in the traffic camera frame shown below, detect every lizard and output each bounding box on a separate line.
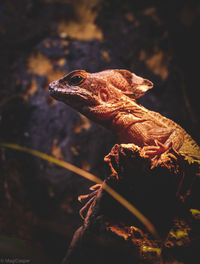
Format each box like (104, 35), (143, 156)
(49, 69), (200, 166)
(49, 70), (200, 263)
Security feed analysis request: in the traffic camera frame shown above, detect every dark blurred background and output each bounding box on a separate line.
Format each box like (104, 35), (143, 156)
(0, 0), (199, 263)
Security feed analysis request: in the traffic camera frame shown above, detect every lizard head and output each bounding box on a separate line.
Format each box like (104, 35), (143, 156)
(49, 70), (100, 112)
(49, 69), (153, 117)
(49, 69), (124, 111)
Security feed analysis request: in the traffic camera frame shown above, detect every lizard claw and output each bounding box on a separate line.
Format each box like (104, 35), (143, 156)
(89, 183), (102, 191)
(141, 141), (173, 168)
(78, 184), (102, 219)
(79, 196), (96, 219)
(141, 145), (161, 158)
(142, 141), (172, 157)
(78, 189), (98, 203)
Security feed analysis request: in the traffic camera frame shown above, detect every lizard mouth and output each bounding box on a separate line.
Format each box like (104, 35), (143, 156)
(49, 83), (72, 99)
(49, 81), (97, 108)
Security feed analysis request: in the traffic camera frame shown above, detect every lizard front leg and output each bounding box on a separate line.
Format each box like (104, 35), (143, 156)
(141, 128), (185, 168)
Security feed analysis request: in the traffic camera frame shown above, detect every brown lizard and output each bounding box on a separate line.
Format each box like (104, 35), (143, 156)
(49, 69), (200, 165)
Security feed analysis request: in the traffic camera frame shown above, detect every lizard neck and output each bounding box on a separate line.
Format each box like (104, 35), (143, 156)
(87, 99), (148, 143)
(85, 103), (121, 127)
(110, 100), (148, 144)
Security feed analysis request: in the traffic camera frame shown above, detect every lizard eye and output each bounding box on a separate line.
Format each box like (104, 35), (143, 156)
(69, 75), (84, 86)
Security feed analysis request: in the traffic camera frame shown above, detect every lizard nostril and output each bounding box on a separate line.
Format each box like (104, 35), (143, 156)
(49, 81), (56, 91)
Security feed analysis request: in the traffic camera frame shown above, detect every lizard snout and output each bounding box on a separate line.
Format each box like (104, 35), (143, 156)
(49, 80), (58, 93)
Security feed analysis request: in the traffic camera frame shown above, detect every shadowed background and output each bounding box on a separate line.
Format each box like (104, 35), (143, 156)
(0, 0), (199, 263)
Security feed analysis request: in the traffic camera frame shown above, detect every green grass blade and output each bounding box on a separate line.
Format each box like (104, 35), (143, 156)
(0, 143), (102, 184)
(0, 142), (160, 240)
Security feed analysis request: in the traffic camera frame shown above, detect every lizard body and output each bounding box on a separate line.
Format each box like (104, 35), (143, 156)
(49, 69), (200, 164)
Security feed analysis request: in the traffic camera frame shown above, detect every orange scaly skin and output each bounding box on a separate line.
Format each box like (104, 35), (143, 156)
(49, 69), (200, 165)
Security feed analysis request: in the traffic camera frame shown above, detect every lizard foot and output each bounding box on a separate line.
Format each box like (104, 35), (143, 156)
(78, 184), (102, 219)
(79, 196), (96, 219)
(141, 141), (176, 168)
